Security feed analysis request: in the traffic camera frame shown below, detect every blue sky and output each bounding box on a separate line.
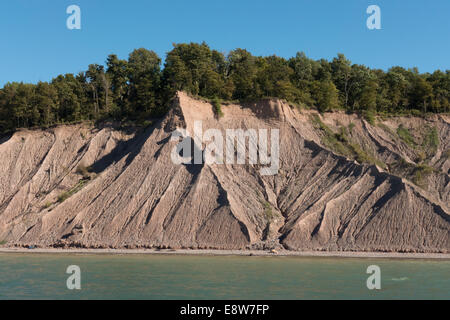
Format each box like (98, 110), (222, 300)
(0, 0), (449, 86)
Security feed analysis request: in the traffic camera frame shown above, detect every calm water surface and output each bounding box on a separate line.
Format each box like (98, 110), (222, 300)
(0, 253), (448, 299)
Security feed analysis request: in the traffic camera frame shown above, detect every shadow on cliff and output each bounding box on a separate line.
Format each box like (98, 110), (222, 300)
(90, 116), (206, 178)
(0, 132), (13, 145)
(90, 122), (159, 174)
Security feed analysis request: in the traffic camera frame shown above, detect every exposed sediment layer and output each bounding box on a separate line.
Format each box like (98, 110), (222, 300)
(0, 92), (448, 252)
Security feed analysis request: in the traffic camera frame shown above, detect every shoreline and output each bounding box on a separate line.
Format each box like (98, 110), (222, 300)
(0, 247), (449, 259)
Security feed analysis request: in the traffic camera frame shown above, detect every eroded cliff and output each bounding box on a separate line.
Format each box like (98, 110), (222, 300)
(0, 92), (448, 252)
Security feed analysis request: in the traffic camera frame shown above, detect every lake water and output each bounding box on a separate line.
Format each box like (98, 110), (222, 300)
(0, 253), (448, 299)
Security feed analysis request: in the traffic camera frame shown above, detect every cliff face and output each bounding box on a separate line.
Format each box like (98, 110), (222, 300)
(0, 92), (448, 252)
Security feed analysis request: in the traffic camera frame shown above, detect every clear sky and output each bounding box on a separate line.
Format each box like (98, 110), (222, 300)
(0, 0), (449, 86)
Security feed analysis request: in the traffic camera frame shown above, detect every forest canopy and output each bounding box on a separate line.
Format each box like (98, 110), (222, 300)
(0, 42), (448, 133)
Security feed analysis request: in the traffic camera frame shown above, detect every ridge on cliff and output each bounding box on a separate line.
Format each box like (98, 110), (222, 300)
(0, 92), (448, 252)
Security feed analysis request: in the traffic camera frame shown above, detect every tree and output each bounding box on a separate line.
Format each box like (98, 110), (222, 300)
(289, 52), (313, 83)
(0, 83), (19, 129)
(358, 80), (378, 112)
(0, 43), (448, 134)
(86, 64), (109, 117)
(331, 53), (352, 108)
(428, 70), (449, 113)
(288, 52), (315, 104)
(10, 83), (35, 128)
(106, 54), (129, 117)
(34, 82), (58, 126)
(52, 74), (82, 122)
(227, 48), (258, 100)
(128, 48), (162, 117)
(162, 42), (230, 101)
(410, 76), (433, 113)
(315, 59), (332, 81)
(383, 69), (409, 112)
(255, 55), (298, 101)
(311, 80), (340, 112)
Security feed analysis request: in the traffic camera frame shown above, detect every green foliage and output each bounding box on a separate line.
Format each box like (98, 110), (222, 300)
(311, 115), (352, 157)
(228, 49), (257, 100)
(330, 53), (352, 107)
(412, 164), (434, 187)
(391, 157), (417, 179)
(311, 80), (340, 112)
(138, 119), (154, 128)
(335, 126), (349, 143)
(392, 157), (436, 189)
(43, 201), (52, 209)
(348, 142), (386, 169)
(0, 43), (448, 135)
(397, 124), (416, 147)
(421, 126), (439, 156)
(263, 201), (274, 221)
(362, 109), (376, 125)
(348, 122), (355, 133)
(311, 115), (385, 168)
(127, 48), (162, 117)
(310, 114), (329, 132)
(162, 42), (231, 100)
(359, 80), (378, 112)
(377, 123), (395, 136)
(212, 97), (224, 118)
(57, 178), (90, 203)
(57, 192), (70, 203)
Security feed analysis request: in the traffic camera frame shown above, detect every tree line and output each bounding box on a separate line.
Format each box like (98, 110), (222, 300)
(1, 42), (448, 133)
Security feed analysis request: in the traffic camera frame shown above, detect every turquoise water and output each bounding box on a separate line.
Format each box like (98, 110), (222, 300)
(0, 254), (448, 299)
